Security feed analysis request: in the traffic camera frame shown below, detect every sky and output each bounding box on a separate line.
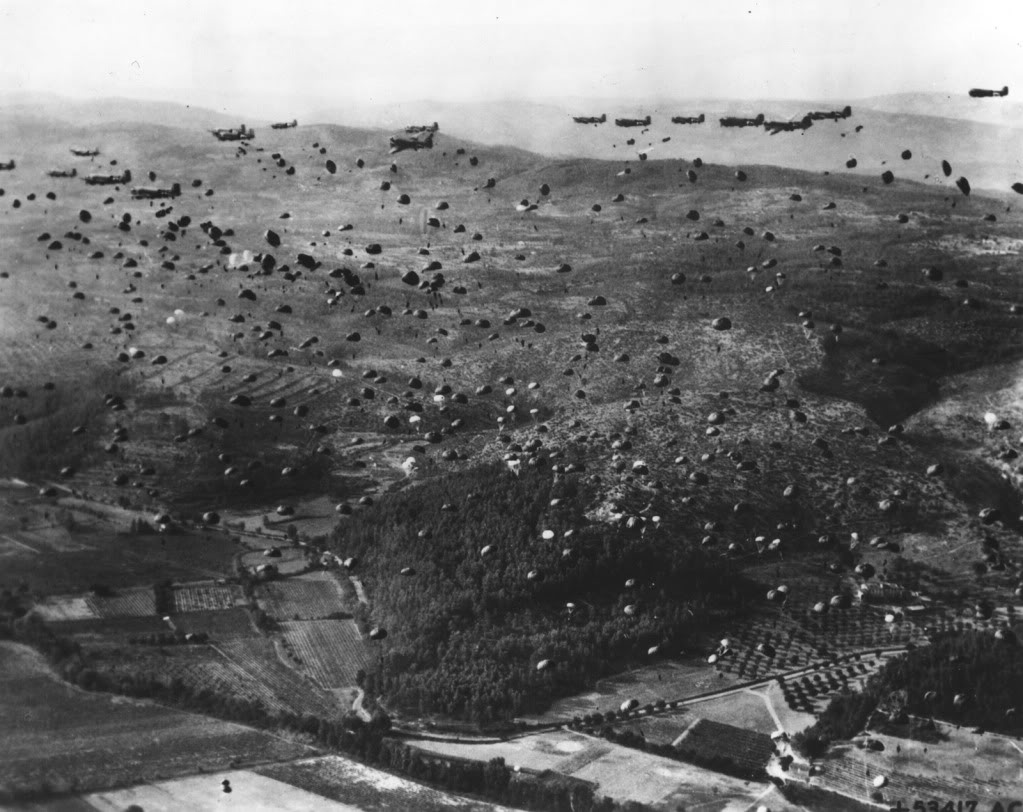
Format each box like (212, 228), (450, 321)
(1, 0), (1021, 116)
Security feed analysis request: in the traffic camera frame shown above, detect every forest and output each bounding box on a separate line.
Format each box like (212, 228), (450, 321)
(332, 462), (755, 723)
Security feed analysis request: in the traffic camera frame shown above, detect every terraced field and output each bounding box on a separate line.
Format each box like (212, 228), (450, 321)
(280, 619), (370, 689)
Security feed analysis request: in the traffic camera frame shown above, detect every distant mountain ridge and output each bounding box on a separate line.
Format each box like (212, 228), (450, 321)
(2, 93), (1021, 192)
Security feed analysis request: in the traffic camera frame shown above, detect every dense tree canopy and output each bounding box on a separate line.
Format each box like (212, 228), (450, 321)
(333, 463), (753, 722)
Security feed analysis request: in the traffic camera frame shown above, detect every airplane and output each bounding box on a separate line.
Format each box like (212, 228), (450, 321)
(404, 122), (439, 134)
(83, 169), (131, 185)
(615, 115), (651, 127)
(270, 119), (298, 129)
(70, 148), (100, 157)
(47, 168), (77, 178)
(0, 159), (15, 171)
(131, 182), (181, 200)
(671, 114), (705, 124)
(969, 86), (1008, 98)
(210, 124), (254, 141)
(807, 106), (853, 121)
(720, 113), (765, 128)
(764, 115), (814, 135)
(389, 130), (434, 154)
(572, 113), (606, 124)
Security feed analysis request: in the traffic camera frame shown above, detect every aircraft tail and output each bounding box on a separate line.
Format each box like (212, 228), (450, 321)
(1002, 86), (1009, 96)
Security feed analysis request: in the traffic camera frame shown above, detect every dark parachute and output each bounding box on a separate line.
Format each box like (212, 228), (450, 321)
(956, 176), (971, 196)
(881, 170), (894, 184)
(325, 160), (337, 174)
(265, 229), (281, 247)
(942, 160), (952, 177)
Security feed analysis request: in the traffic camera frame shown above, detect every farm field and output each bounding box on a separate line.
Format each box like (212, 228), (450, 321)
(216, 637), (344, 718)
(88, 586), (155, 617)
(173, 581), (245, 612)
(172, 607), (259, 639)
(675, 718), (775, 774)
(257, 755), (521, 811)
(258, 571), (352, 619)
(683, 688), (780, 735)
(280, 619), (370, 688)
(83, 769), (364, 812)
(0, 642), (313, 800)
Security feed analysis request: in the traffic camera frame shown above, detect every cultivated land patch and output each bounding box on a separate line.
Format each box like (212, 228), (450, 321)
(280, 619), (370, 689)
(258, 571), (350, 619)
(257, 755), (520, 811)
(84, 769), (364, 812)
(675, 718), (774, 774)
(0, 642), (312, 799)
(172, 607), (259, 639)
(31, 594), (99, 621)
(215, 637), (343, 718)
(172, 581), (244, 612)
(88, 586), (156, 617)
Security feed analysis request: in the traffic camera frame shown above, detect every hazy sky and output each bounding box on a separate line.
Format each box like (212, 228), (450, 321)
(2, 0), (1021, 114)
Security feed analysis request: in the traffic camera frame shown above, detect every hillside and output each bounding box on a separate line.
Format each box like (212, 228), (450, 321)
(0, 101), (1022, 735)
